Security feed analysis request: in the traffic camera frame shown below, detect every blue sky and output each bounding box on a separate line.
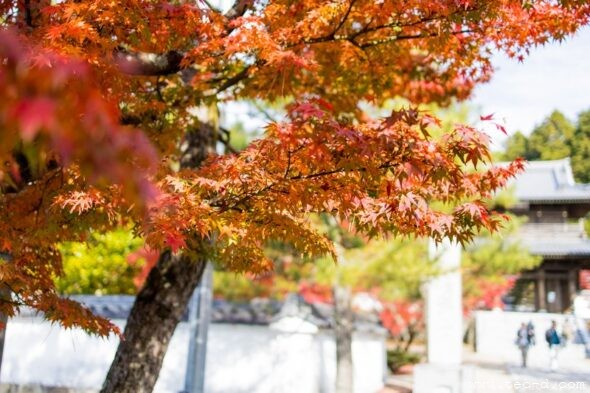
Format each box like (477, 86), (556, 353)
(471, 27), (590, 148)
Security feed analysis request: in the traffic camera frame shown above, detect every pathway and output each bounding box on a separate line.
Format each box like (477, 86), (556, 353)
(467, 345), (590, 393)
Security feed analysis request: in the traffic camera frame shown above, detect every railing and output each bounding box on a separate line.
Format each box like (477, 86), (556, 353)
(519, 222), (587, 239)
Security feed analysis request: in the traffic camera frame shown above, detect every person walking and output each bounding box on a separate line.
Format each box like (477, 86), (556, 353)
(562, 317), (574, 347)
(545, 320), (561, 370)
(527, 320), (536, 346)
(516, 322), (534, 367)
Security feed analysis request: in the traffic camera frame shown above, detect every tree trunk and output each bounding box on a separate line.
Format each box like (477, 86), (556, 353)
(334, 285), (354, 393)
(102, 117), (217, 393)
(0, 286), (9, 376)
(0, 253), (13, 376)
(101, 249), (207, 393)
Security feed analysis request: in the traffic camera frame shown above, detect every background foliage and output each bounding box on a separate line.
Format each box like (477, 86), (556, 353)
(56, 229), (144, 295)
(501, 108), (590, 182)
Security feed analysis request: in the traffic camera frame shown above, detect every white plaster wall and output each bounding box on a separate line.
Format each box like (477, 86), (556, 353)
(352, 333), (387, 393)
(0, 318), (385, 393)
(0, 317), (188, 392)
(205, 324), (319, 393)
(315, 332), (386, 393)
(474, 310), (587, 363)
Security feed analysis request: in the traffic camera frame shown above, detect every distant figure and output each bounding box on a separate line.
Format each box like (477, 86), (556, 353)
(562, 317), (574, 347)
(527, 320), (536, 346)
(545, 320), (561, 370)
(516, 322), (534, 367)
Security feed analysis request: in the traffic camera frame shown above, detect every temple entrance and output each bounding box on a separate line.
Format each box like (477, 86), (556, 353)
(545, 275), (570, 313)
(510, 263), (588, 313)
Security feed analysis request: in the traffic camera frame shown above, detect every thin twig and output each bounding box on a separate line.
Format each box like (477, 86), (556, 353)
(201, 0), (221, 13)
(332, 0), (357, 38)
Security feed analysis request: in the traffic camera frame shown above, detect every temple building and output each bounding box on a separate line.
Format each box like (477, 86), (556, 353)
(504, 158), (590, 313)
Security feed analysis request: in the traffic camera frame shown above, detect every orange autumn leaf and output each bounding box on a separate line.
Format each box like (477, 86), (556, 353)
(0, 0), (588, 336)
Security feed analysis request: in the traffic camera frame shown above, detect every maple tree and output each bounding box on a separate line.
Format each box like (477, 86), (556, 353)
(1, 0), (590, 391)
(380, 300), (423, 360)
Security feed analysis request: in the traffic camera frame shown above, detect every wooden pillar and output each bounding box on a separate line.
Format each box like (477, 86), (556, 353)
(534, 279), (539, 311)
(537, 269), (547, 312)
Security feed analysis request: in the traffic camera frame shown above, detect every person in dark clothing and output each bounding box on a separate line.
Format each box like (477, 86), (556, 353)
(527, 321), (536, 346)
(545, 320), (561, 370)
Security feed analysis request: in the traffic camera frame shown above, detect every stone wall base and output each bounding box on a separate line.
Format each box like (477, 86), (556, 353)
(0, 384), (96, 393)
(413, 364), (475, 393)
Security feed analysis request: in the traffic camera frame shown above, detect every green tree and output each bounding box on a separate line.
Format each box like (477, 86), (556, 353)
(501, 131), (531, 161)
(313, 238), (433, 300)
(571, 109), (590, 183)
(497, 109), (590, 183)
(528, 110), (574, 160)
(56, 229), (145, 295)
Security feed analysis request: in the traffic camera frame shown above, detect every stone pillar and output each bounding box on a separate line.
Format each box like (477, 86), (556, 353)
(568, 269), (578, 310)
(425, 239), (462, 365)
(414, 239), (473, 393)
(184, 262), (213, 393)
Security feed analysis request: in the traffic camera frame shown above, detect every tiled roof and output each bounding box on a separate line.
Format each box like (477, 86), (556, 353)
(64, 295), (283, 324)
(211, 298), (282, 325)
(516, 223), (590, 258)
(522, 238), (590, 257)
(503, 158), (590, 203)
(15, 294), (384, 332)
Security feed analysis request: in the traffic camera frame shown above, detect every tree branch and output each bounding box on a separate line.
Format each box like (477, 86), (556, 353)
(252, 101), (278, 123)
(218, 127), (238, 154)
(114, 49), (184, 76)
(113, 1), (252, 77)
(331, 0), (356, 38)
(214, 160), (396, 212)
(358, 29), (474, 49)
(201, 0), (221, 13)
(216, 66), (251, 94)
(112, 4), (475, 78)
(224, 0), (252, 20)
